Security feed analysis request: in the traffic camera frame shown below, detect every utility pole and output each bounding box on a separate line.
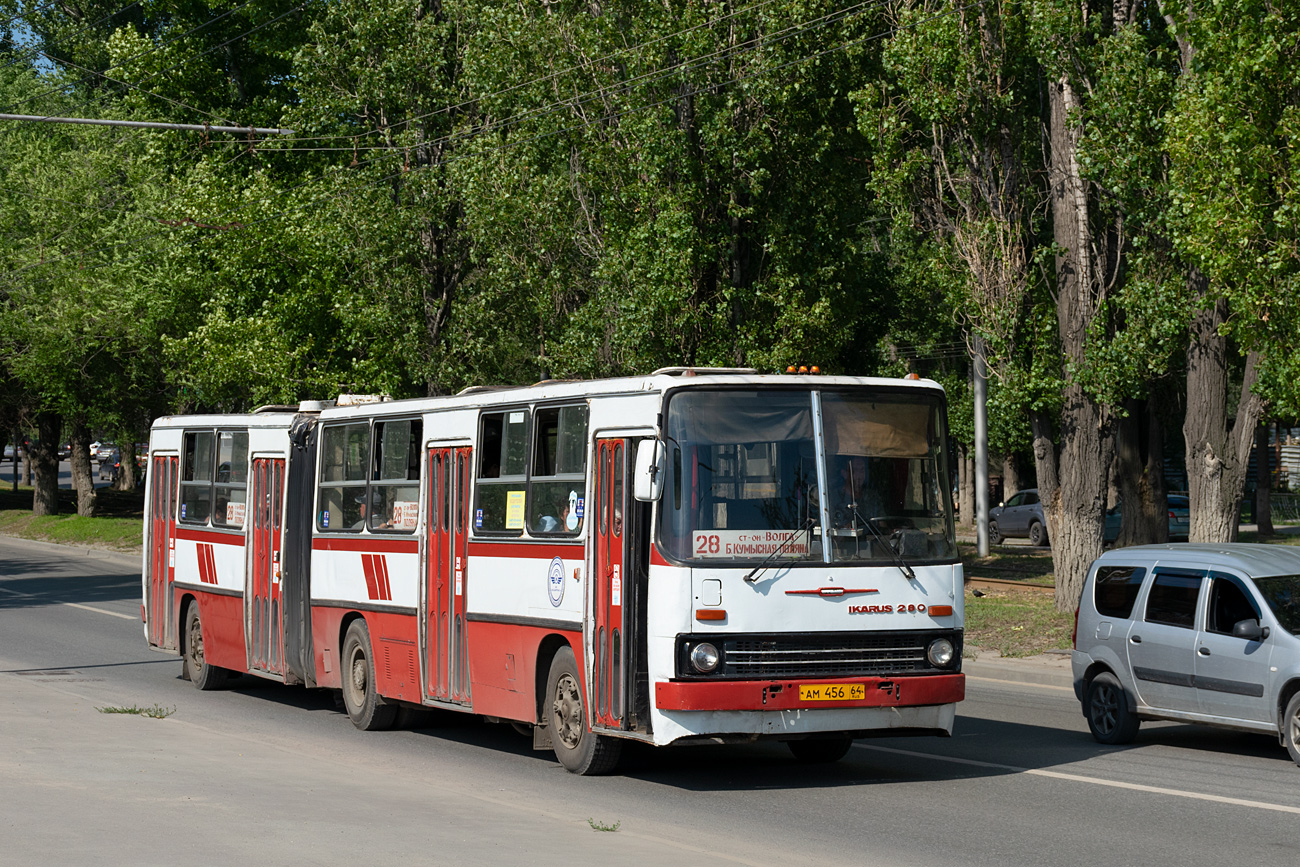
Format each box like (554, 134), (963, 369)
(973, 337), (989, 557)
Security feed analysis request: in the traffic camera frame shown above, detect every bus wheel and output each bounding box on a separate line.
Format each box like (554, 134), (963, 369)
(787, 736), (853, 764)
(183, 603), (228, 690)
(340, 620), (397, 731)
(545, 646), (621, 775)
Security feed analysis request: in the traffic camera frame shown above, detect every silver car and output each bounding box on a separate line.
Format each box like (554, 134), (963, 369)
(1072, 544), (1300, 765)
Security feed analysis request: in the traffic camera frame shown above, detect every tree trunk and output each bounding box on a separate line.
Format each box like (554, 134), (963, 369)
(70, 418), (96, 517)
(30, 413), (61, 516)
(21, 441), (32, 486)
(1183, 296), (1264, 542)
(958, 444), (975, 529)
(1001, 454), (1021, 500)
(114, 440), (138, 491)
(1254, 420), (1274, 536)
(1042, 76), (1111, 612)
(1114, 398), (1167, 547)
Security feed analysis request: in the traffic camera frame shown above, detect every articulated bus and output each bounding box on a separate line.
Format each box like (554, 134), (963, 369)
(143, 368), (964, 774)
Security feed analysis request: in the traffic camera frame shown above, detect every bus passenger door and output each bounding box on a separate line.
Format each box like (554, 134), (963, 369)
(423, 446), (472, 706)
(247, 458), (286, 676)
(147, 455), (179, 650)
(592, 439), (629, 731)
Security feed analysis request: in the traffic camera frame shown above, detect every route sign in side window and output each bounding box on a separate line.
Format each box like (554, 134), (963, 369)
(529, 404), (587, 535)
(371, 419), (422, 532)
(180, 431), (215, 524)
(1094, 566), (1146, 619)
(476, 409), (529, 534)
(318, 422), (371, 532)
(212, 431), (249, 528)
(1144, 570), (1204, 629)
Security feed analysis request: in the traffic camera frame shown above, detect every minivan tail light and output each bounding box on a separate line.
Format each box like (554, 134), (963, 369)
(1072, 605), (1080, 648)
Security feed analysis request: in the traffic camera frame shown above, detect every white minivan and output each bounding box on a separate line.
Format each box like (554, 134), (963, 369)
(1072, 544), (1300, 765)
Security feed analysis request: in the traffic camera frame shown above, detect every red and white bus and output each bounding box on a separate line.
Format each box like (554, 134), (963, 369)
(143, 369), (964, 773)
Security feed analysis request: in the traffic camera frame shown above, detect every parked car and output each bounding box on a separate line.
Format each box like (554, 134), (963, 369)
(57, 443), (72, 459)
(989, 488), (1048, 546)
(1073, 544), (1300, 765)
(1103, 494), (1191, 544)
(95, 443), (117, 464)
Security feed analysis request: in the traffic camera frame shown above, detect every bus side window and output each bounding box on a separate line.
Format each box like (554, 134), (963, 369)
(371, 419), (421, 532)
(180, 431), (215, 524)
(476, 410), (529, 534)
(529, 404), (587, 535)
(318, 422), (370, 532)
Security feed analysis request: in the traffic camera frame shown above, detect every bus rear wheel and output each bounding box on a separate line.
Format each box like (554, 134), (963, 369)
(340, 620), (397, 731)
(546, 646), (621, 775)
(183, 602), (228, 690)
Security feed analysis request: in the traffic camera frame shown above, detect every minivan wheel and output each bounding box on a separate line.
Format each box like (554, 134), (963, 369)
(1086, 672), (1139, 745)
(1028, 521), (1048, 547)
(1283, 692), (1300, 767)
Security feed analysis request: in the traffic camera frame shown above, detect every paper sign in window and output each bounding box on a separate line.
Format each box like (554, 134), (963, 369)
(505, 490), (526, 529)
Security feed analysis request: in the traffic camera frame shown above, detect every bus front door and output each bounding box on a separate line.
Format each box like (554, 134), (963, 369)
(247, 457), (285, 676)
(592, 438), (630, 731)
(147, 455), (179, 650)
(423, 446), (472, 706)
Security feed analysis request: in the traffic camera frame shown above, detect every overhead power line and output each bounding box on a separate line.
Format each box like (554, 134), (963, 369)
(0, 112), (293, 135)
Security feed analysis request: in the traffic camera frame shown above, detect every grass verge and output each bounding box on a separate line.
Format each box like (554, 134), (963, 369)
(964, 588), (1075, 658)
(0, 487), (143, 552)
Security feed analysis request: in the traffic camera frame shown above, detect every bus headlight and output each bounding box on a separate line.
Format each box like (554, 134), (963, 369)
(690, 642), (720, 673)
(926, 637), (955, 668)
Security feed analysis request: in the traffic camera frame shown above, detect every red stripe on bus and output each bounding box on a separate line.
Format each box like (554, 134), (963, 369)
(313, 536), (419, 554)
(467, 541), (584, 560)
(376, 555), (392, 602)
(175, 526), (246, 546)
(655, 673), (965, 711)
(360, 555), (380, 601)
(204, 544), (219, 585)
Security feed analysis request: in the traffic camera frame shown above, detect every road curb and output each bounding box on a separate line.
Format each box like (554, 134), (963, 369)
(963, 652), (1074, 690)
(0, 532), (141, 569)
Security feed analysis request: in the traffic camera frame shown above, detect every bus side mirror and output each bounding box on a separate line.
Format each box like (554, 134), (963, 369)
(634, 439), (664, 502)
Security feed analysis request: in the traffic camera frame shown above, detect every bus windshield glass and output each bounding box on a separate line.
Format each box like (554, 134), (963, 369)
(659, 388), (957, 565)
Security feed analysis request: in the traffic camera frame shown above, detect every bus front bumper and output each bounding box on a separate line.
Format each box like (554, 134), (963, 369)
(655, 672), (965, 712)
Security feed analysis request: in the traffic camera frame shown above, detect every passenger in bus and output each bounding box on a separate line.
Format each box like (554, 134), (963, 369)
(352, 491), (391, 530)
(536, 500), (570, 533)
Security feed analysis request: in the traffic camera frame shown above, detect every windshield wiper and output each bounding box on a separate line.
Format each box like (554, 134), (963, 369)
(743, 517), (816, 584)
(854, 508), (917, 581)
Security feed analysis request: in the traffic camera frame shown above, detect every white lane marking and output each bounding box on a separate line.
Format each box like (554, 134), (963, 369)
(0, 584), (136, 620)
(856, 743), (1300, 815)
(966, 674), (1074, 692)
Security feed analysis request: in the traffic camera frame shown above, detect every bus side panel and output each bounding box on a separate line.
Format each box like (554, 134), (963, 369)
(190, 590), (249, 673)
(368, 610), (421, 703)
(464, 621), (526, 720)
(308, 607), (421, 703)
(310, 605), (346, 690)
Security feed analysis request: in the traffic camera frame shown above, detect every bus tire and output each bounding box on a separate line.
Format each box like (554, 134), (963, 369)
(341, 620), (397, 731)
(787, 735), (853, 764)
(546, 646), (621, 775)
(183, 602), (228, 690)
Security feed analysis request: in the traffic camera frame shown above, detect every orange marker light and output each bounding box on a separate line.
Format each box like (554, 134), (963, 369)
(786, 365), (797, 373)
(905, 372), (921, 380)
(798, 365), (808, 374)
(810, 366), (820, 374)
(695, 609), (726, 621)
(929, 605), (953, 617)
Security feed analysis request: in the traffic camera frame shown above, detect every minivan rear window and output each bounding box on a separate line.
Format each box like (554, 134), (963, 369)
(1094, 566), (1145, 618)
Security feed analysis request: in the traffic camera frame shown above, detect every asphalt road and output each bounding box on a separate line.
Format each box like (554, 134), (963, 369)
(2, 536), (1299, 866)
(0, 456), (121, 491)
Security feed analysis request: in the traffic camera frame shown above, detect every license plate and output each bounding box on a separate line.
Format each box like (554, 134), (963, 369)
(798, 683), (865, 701)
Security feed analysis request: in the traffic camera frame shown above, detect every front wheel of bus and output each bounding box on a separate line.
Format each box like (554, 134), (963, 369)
(183, 602), (228, 690)
(341, 620), (397, 731)
(787, 735), (853, 764)
(546, 646), (621, 775)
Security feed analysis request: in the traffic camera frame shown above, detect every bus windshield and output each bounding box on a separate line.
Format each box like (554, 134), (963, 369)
(659, 388), (957, 565)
